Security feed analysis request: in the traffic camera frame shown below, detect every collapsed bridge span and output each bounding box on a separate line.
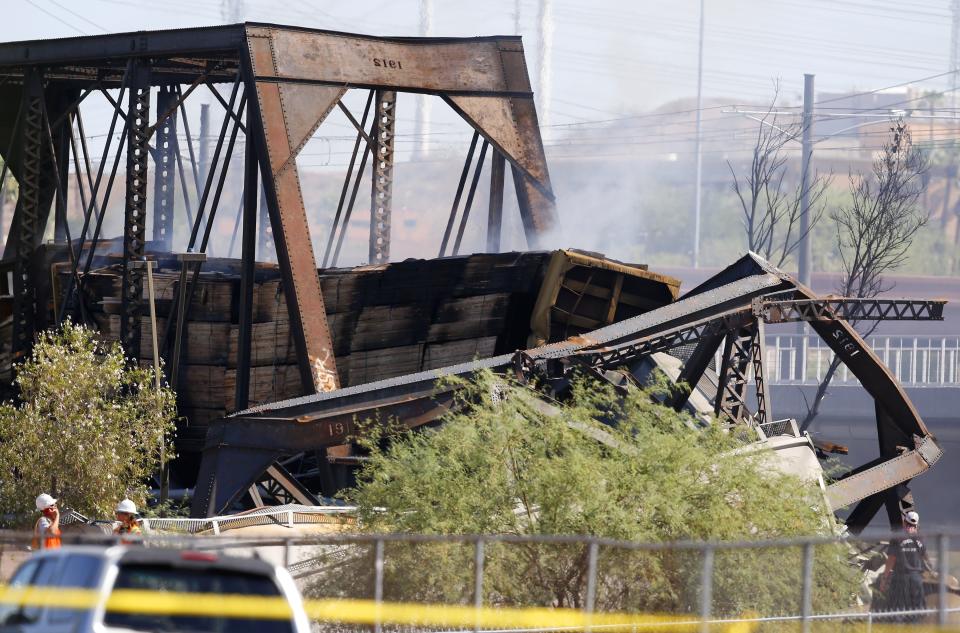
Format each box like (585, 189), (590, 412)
(197, 253), (944, 532)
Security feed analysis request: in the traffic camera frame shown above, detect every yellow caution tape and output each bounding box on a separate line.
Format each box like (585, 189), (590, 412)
(0, 585), (955, 632)
(0, 586), (738, 631)
(0, 587), (294, 619)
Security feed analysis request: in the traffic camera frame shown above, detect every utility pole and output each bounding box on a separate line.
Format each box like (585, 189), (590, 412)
(221, 0), (244, 22)
(537, 0), (553, 127)
(798, 74), (815, 288)
(199, 103), (210, 185)
(413, 0), (433, 160)
(692, 0), (705, 268)
(952, 0), (960, 111)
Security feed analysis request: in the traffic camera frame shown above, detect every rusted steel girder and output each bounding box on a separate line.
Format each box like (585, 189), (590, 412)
(151, 86), (177, 251)
(715, 324), (759, 423)
(244, 24), (558, 247)
(11, 71), (44, 362)
(751, 320), (772, 426)
(369, 90), (395, 264)
(120, 63), (150, 362)
(245, 31), (345, 394)
(758, 297), (946, 323)
(240, 24), (559, 392)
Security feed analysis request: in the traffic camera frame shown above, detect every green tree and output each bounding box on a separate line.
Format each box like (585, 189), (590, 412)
(0, 322), (176, 526)
(326, 371), (859, 617)
(801, 121), (929, 431)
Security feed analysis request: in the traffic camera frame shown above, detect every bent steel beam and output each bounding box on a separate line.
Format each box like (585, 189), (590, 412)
(245, 32), (345, 394)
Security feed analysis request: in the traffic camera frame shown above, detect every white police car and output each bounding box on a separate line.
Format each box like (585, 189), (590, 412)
(0, 545), (310, 632)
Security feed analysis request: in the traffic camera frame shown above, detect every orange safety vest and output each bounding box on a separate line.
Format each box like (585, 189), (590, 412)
(31, 517), (62, 550)
(115, 522), (142, 544)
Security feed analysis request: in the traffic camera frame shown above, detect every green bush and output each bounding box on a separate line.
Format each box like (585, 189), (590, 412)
(324, 371), (860, 617)
(0, 322), (176, 526)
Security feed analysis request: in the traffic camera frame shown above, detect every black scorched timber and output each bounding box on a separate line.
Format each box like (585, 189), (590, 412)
(40, 248), (679, 454)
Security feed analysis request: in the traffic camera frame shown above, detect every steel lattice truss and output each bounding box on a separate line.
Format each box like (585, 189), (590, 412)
(0, 23), (559, 396)
(757, 297), (946, 323)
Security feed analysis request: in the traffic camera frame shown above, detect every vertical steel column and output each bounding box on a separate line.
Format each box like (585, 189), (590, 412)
(246, 56), (341, 395)
(373, 538), (385, 633)
(487, 150), (505, 252)
(751, 320), (772, 425)
(584, 540), (599, 632)
(369, 90), (395, 264)
(120, 63), (151, 362)
(152, 86), (178, 250)
(52, 112), (70, 245)
(715, 323), (758, 423)
(800, 542), (814, 633)
(11, 70), (44, 361)
(235, 105), (258, 412)
(473, 537), (485, 633)
(699, 545), (714, 633)
(938, 534), (949, 626)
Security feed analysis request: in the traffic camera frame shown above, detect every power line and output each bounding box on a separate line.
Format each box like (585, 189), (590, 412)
(44, 0), (108, 32)
(24, 0), (87, 35)
(815, 70), (957, 106)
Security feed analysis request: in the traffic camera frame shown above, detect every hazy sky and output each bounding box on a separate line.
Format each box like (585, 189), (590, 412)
(5, 0), (957, 264)
(4, 0), (954, 120)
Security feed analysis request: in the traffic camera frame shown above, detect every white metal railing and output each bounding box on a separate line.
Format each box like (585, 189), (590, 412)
(754, 334), (960, 387)
(139, 504), (356, 535)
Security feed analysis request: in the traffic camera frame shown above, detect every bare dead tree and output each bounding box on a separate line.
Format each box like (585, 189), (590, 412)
(800, 120), (929, 432)
(728, 84), (830, 267)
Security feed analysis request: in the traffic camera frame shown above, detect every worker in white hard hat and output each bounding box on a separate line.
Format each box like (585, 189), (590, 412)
(113, 499), (142, 541)
(877, 509), (932, 621)
(31, 493), (61, 550)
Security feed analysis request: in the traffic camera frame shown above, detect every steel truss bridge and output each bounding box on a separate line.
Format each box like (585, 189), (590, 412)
(0, 26), (946, 533)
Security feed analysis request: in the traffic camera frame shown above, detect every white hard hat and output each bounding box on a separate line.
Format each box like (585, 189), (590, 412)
(904, 510), (920, 526)
(35, 493), (57, 511)
(115, 499), (138, 515)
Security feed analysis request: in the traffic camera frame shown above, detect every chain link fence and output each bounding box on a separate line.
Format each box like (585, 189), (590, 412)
(0, 530), (958, 631)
